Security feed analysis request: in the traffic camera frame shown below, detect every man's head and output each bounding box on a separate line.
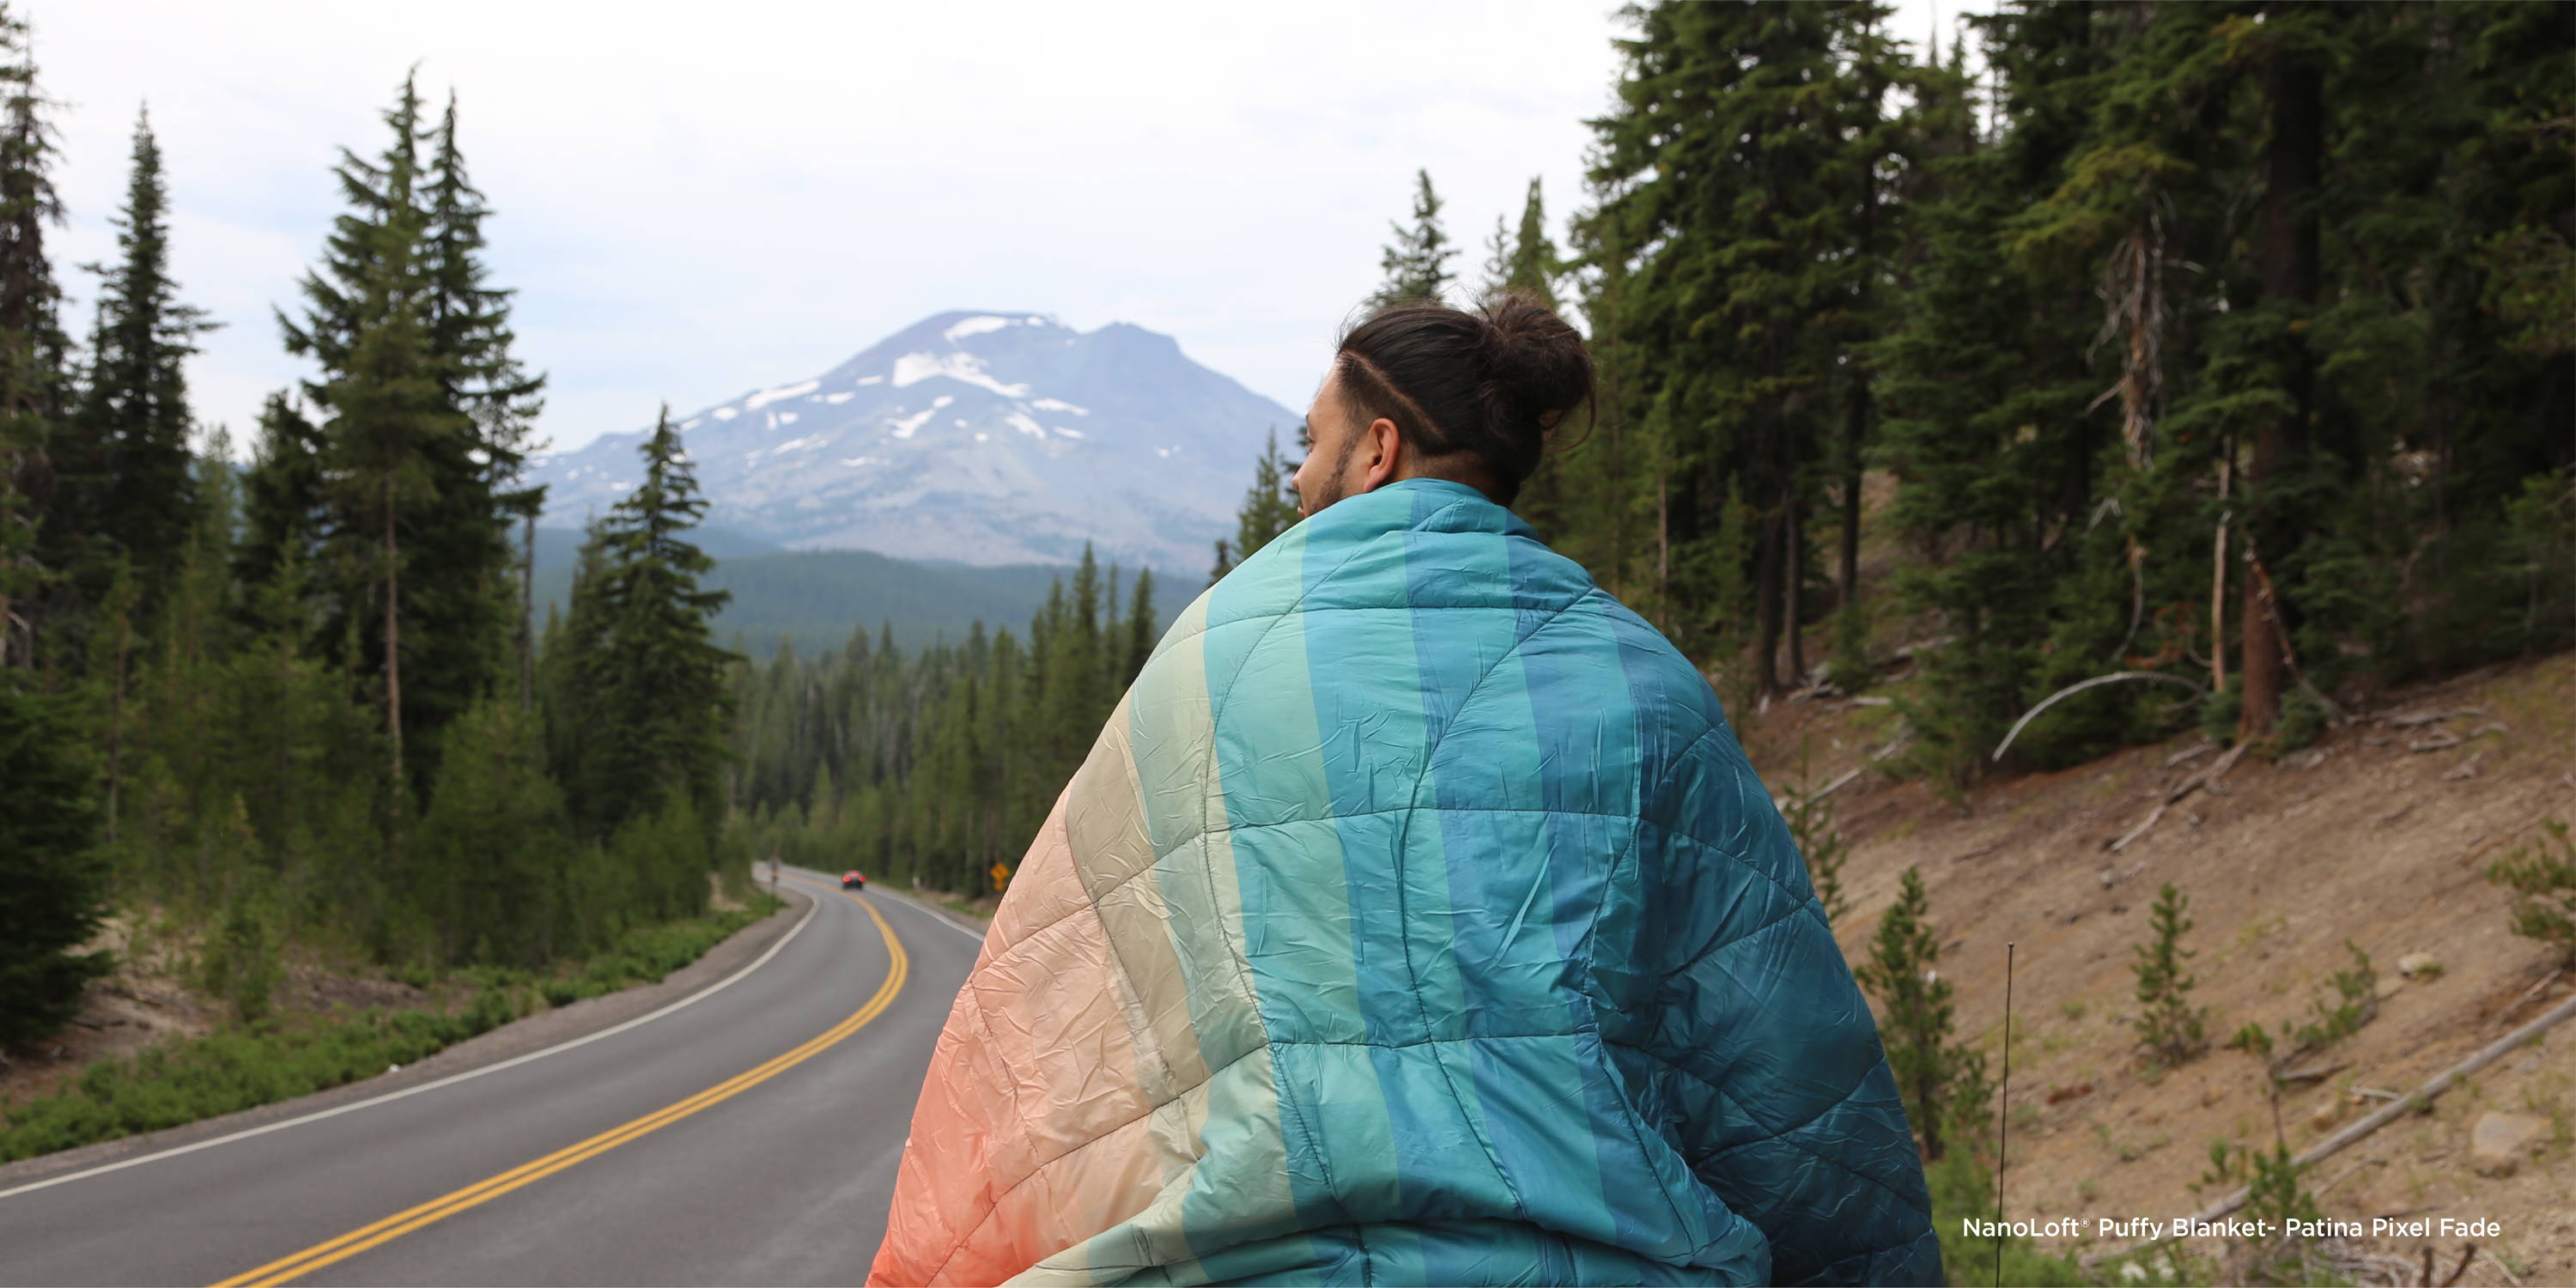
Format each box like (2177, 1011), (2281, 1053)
(1292, 293), (1594, 517)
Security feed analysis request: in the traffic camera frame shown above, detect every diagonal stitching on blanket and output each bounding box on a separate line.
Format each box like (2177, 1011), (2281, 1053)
(1624, 1039), (1929, 1217)
(1783, 1228), (1940, 1287)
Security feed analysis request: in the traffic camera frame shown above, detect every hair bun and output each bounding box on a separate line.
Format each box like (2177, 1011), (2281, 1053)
(1479, 291), (1593, 429)
(1334, 292), (1595, 506)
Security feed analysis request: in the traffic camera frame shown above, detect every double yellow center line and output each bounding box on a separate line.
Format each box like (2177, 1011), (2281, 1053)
(212, 882), (907, 1287)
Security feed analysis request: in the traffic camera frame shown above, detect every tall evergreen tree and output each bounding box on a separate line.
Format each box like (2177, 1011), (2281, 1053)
(233, 392), (325, 617)
(1233, 428), (1299, 562)
(565, 407), (735, 841)
(1122, 566), (1156, 687)
(0, 1), (66, 671)
(0, 672), (108, 1047)
(280, 75), (540, 790)
(1869, 1), (2117, 776)
(1372, 168), (1457, 306)
(52, 107), (219, 605)
(1501, 176), (1562, 311)
(1592, 1), (1902, 691)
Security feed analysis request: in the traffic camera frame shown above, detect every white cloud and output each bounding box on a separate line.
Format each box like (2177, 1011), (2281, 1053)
(41, 1), (1631, 456)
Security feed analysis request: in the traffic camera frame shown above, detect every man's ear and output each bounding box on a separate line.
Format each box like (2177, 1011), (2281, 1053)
(1362, 416), (1403, 491)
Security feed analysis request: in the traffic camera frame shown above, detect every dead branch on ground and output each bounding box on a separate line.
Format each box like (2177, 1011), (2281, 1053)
(1994, 671), (2208, 762)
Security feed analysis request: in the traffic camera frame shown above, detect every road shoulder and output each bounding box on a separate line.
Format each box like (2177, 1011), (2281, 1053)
(0, 889), (813, 1193)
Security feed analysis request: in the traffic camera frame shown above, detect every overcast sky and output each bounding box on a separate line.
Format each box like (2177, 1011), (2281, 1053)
(44, 1), (1983, 459)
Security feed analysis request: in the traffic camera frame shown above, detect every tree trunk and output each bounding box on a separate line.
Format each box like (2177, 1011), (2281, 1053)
(1786, 490), (1806, 688)
(1840, 372), (1868, 608)
(1843, 137), (1878, 610)
(106, 612), (128, 846)
(2212, 452), (2232, 694)
(384, 480), (405, 791)
(1755, 503), (1784, 694)
(519, 507), (536, 712)
(2238, 39), (2321, 743)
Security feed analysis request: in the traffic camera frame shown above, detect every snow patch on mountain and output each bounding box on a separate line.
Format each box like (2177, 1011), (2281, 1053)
(745, 380), (819, 412)
(942, 314), (1018, 343)
(530, 310), (1297, 568)
(891, 350), (1030, 398)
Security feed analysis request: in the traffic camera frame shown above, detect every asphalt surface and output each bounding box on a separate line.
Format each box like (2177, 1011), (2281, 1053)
(0, 870), (983, 1286)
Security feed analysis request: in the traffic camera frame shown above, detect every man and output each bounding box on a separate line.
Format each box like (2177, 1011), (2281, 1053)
(872, 296), (1940, 1286)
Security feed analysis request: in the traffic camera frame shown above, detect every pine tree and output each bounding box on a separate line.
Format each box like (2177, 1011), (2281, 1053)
(234, 391), (325, 598)
(574, 407), (736, 841)
(1854, 866), (1989, 1163)
(1122, 566), (1156, 687)
(1501, 176), (1561, 311)
(1371, 168), (1456, 307)
(0, 672), (110, 1048)
(1232, 429), (1299, 562)
(1591, 2), (1900, 693)
(1478, 214), (1513, 305)
(54, 107), (218, 605)
(0, 2), (67, 670)
(422, 92), (543, 476)
(1869, 3), (2113, 779)
(281, 74), (538, 792)
(414, 695), (568, 965)
(2133, 883), (2208, 1066)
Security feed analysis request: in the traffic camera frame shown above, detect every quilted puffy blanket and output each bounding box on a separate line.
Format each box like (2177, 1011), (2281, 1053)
(870, 479), (1938, 1286)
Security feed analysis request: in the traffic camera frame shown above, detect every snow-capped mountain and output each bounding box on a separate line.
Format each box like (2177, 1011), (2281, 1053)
(527, 312), (1301, 569)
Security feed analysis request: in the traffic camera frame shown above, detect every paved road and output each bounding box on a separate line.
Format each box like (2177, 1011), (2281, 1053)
(0, 871), (982, 1286)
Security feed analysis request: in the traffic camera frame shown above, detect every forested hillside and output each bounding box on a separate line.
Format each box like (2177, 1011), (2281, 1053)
(1521, 2), (2572, 787)
(530, 541), (1188, 659)
(726, 550), (1163, 895)
(0, 18), (744, 1060)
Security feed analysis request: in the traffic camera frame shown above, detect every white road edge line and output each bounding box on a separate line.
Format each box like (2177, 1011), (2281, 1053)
(0, 891), (826, 1204)
(879, 890), (989, 945)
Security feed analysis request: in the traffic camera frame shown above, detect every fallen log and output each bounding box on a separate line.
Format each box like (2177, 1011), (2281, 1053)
(1994, 671), (2208, 762)
(2084, 992), (2576, 1272)
(2108, 743), (2250, 852)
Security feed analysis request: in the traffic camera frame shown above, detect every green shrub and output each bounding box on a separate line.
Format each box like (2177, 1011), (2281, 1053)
(1782, 738), (1852, 926)
(2132, 884), (2208, 1066)
(2270, 689), (2329, 756)
(1855, 867), (1991, 1162)
(1925, 1145), (2095, 1286)
(2192, 1139), (2326, 1285)
(2287, 940), (2377, 1053)
(2198, 677), (2243, 748)
(2488, 819), (2576, 968)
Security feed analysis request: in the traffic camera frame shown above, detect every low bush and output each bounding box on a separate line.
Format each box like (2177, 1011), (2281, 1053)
(1925, 1145), (2094, 1287)
(2489, 819), (2576, 968)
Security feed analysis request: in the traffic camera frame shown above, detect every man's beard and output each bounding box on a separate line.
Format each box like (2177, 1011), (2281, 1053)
(1301, 436), (1362, 516)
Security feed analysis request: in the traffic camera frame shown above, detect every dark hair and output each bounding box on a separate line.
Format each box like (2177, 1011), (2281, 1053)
(1333, 291), (1594, 507)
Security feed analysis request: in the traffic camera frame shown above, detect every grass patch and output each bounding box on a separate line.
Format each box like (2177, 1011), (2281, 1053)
(1927, 1145), (2096, 1285)
(0, 899), (777, 1165)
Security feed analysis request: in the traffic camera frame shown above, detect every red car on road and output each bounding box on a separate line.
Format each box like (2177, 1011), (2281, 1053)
(842, 871), (867, 890)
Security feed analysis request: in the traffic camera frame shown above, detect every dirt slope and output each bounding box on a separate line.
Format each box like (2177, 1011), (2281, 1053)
(1740, 652), (2576, 1284)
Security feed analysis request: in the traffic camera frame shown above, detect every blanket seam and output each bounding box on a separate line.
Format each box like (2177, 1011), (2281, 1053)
(1620, 1041), (1929, 1216)
(1375, 559), (1589, 1229)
